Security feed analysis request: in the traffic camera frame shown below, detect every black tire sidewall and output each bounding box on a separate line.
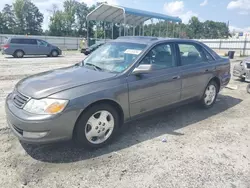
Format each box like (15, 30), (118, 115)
(201, 81), (218, 108)
(14, 50), (24, 58)
(74, 104), (119, 149)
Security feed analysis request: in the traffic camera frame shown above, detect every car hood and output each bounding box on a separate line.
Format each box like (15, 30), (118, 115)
(16, 65), (116, 98)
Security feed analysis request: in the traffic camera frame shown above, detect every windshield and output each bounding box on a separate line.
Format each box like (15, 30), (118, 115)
(83, 42), (147, 73)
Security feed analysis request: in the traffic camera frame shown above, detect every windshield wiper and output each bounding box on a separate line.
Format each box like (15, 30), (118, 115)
(85, 63), (103, 71)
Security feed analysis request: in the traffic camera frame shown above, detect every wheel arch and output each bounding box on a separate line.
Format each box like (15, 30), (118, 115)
(51, 49), (59, 56)
(209, 76), (221, 92)
(73, 99), (125, 136)
(14, 49), (25, 55)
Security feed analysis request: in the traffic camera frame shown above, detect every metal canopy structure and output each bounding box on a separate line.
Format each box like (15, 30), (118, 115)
(87, 4), (182, 26)
(86, 3), (182, 45)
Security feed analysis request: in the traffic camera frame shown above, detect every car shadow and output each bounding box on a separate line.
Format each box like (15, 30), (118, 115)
(22, 94), (242, 163)
(5, 56), (64, 59)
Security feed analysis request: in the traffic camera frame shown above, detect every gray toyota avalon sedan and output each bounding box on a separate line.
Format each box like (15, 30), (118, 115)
(5, 36), (231, 148)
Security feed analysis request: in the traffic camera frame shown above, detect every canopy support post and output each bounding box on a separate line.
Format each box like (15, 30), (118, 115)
(112, 23), (114, 39)
(142, 24), (144, 36)
(104, 22), (106, 41)
(151, 19), (153, 36)
(119, 23), (121, 36)
(158, 19), (161, 37)
(87, 20), (89, 47)
(123, 12), (126, 36)
(95, 22), (98, 39)
(166, 21), (168, 37)
(173, 22), (175, 38)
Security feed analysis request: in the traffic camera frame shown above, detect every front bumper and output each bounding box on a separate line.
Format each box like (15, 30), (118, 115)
(5, 93), (80, 144)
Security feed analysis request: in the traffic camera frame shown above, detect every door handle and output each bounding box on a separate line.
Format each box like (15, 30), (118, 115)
(172, 75), (180, 80)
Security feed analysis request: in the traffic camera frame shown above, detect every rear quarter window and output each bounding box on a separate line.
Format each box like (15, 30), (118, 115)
(201, 43), (221, 60)
(10, 38), (22, 44)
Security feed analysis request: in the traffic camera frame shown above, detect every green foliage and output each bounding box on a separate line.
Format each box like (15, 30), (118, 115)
(1, 4), (16, 34)
(5, 0), (44, 35)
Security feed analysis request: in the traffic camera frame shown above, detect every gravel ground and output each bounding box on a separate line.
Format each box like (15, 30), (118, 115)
(0, 53), (249, 188)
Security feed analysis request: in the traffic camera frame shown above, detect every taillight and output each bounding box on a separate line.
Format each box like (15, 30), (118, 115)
(3, 44), (9, 49)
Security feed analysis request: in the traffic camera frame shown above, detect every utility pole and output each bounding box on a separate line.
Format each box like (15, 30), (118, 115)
(227, 20), (230, 38)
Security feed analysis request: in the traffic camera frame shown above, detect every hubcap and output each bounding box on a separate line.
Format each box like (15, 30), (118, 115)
(52, 51), (57, 56)
(17, 51), (23, 57)
(85, 110), (114, 144)
(204, 85), (216, 105)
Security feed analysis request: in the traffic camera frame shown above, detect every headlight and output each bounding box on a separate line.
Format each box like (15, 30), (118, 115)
(23, 98), (68, 115)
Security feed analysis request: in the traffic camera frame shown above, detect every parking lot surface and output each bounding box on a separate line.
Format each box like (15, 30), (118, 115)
(0, 53), (249, 188)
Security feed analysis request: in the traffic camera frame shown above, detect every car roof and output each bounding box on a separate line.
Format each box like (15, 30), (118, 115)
(9, 37), (41, 40)
(114, 36), (203, 45)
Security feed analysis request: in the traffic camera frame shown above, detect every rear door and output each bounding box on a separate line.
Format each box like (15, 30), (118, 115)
(128, 42), (182, 116)
(9, 38), (28, 54)
(177, 42), (215, 100)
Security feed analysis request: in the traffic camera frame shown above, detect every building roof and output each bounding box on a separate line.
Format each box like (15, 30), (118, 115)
(87, 3), (182, 26)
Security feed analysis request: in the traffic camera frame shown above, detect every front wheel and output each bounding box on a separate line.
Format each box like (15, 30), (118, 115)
(74, 104), (119, 149)
(51, 50), (58, 57)
(200, 81), (218, 108)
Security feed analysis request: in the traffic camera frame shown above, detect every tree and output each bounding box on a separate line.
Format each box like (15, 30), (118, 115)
(13, 0), (26, 34)
(75, 1), (88, 36)
(2, 4), (16, 34)
(63, 0), (77, 36)
(187, 16), (203, 39)
(25, 1), (44, 35)
(13, 0), (44, 35)
(0, 12), (3, 33)
(49, 10), (66, 36)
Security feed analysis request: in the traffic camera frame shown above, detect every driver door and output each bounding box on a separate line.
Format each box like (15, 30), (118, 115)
(127, 42), (182, 117)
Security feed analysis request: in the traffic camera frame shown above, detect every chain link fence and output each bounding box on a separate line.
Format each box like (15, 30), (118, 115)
(1, 34), (250, 56)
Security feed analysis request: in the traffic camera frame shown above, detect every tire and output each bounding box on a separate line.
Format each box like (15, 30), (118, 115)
(200, 81), (218, 108)
(74, 104), (120, 149)
(241, 77), (245, 82)
(51, 50), (58, 57)
(247, 84), (250, 94)
(14, 50), (24, 58)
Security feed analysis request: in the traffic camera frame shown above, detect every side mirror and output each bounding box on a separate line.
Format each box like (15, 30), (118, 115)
(132, 64), (154, 75)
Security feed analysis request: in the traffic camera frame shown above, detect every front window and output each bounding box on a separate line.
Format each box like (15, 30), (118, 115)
(83, 42), (147, 73)
(140, 43), (176, 69)
(37, 40), (48, 46)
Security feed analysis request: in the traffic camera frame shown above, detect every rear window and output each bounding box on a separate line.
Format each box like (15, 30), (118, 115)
(201, 43), (221, 60)
(10, 38), (37, 45)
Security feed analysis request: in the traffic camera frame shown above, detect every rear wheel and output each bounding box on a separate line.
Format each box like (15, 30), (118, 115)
(51, 50), (58, 57)
(200, 81), (218, 108)
(74, 104), (119, 149)
(14, 50), (24, 58)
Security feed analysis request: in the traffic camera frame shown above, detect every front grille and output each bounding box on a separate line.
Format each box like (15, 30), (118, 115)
(13, 91), (30, 108)
(12, 124), (23, 135)
(246, 63), (250, 69)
